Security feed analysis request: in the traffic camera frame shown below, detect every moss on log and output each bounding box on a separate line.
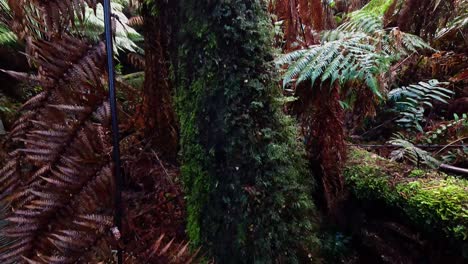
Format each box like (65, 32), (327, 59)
(344, 148), (468, 242)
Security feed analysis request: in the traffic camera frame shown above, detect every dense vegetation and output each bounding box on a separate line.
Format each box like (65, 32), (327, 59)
(0, 0), (466, 263)
(175, 1), (316, 263)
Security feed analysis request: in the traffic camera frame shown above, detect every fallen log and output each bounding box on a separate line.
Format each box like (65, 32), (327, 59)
(344, 148), (468, 243)
(439, 163), (468, 175)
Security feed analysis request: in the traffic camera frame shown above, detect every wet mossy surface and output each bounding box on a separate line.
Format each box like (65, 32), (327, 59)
(174, 1), (318, 263)
(345, 148), (468, 244)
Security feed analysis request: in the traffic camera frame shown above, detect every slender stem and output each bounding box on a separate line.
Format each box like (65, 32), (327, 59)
(435, 137), (467, 155)
(103, 1), (123, 263)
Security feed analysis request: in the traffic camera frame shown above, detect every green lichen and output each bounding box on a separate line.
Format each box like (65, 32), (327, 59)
(345, 148), (468, 242)
(173, 1), (317, 263)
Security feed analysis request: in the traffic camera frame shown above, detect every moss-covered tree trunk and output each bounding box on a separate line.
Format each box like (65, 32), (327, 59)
(174, 1), (317, 263)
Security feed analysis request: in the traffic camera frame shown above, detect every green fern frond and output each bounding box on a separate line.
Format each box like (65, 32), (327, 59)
(275, 49), (308, 65)
(281, 47), (320, 86)
(400, 32), (435, 53)
(279, 0), (433, 98)
(0, 26), (16, 46)
(278, 34), (388, 96)
(389, 80), (454, 132)
(357, 0), (396, 16)
(79, 2), (143, 54)
(0, 0), (17, 47)
(341, 0), (395, 34)
(388, 138), (441, 168)
(340, 13), (383, 34)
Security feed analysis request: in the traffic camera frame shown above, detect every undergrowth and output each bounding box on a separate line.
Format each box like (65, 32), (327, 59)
(345, 148), (468, 242)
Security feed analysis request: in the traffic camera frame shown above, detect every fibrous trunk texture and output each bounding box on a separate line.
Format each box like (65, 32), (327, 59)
(141, 2), (178, 161)
(305, 83), (346, 211)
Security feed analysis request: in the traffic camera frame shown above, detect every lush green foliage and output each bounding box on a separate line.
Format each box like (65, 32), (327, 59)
(388, 136), (441, 168)
(388, 79), (453, 132)
(277, 0), (432, 97)
(319, 231), (352, 262)
(0, 26), (15, 47)
(0, 0), (16, 47)
(277, 32), (388, 96)
(0, 0), (141, 52)
(174, 1), (317, 263)
(80, 2), (143, 54)
(424, 113), (468, 144)
(345, 148), (468, 242)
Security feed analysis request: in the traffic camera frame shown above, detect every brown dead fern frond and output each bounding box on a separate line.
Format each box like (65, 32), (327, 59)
(7, 0), (101, 38)
(128, 15), (144, 27)
(127, 52), (146, 69)
(0, 0), (193, 263)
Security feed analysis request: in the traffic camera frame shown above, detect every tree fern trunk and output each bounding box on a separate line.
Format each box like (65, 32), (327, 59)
(142, 1), (178, 161)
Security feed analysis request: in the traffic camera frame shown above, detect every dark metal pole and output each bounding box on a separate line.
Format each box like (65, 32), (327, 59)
(103, 1), (123, 263)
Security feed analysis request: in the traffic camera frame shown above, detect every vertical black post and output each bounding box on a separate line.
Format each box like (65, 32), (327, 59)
(103, 1), (123, 263)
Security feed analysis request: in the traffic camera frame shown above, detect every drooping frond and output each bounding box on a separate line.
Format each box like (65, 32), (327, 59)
(397, 31), (435, 55)
(79, 2), (143, 54)
(388, 137), (441, 169)
(278, 33), (388, 96)
(278, 0), (433, 97)
(0, 107), (115, 262)
(0, 0), (17, 46)
(389, 79), (454, 132)
(7, 0), (101, 37)
(435, 1), (468, 40)
(0, 1), (118, 261)
(339, 12), (383, 34)
(127, 52), (145, 69)
(127, 15), (144, 27)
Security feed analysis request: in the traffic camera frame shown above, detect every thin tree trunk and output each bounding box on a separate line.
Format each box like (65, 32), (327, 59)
(141, 2), (178, 161)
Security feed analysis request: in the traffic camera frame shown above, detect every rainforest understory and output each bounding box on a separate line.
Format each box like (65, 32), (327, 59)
(0, 0), (467, 263)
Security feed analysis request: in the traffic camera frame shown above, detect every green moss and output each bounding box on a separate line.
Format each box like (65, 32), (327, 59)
(344, 148), (468, 242)
(0, 93), (20, 127)
(359, 0), (395, 16)
(174, 1), (317, 263)
(409, 169), (426, 178)
(398, 178), (468, 240)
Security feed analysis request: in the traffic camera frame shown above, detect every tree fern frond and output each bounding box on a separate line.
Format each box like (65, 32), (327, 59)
(80, 2), (143, 54)
(275, 48), (308, 65)
(389, 79), (453, 132)
(296, 42), (340, 85)
(0, 25), (16, 46)
(435, 4), (468, 40)
(281, 46), (320, 86)
(400, 31), (435, 53)
(339, 13), (384, 34)
(278, 1), (435, 98)
(321, 52), (344, 83)
(278, 32), (389, 98)
(388, 138), (441, 168)
(7, 0), (100, 36)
